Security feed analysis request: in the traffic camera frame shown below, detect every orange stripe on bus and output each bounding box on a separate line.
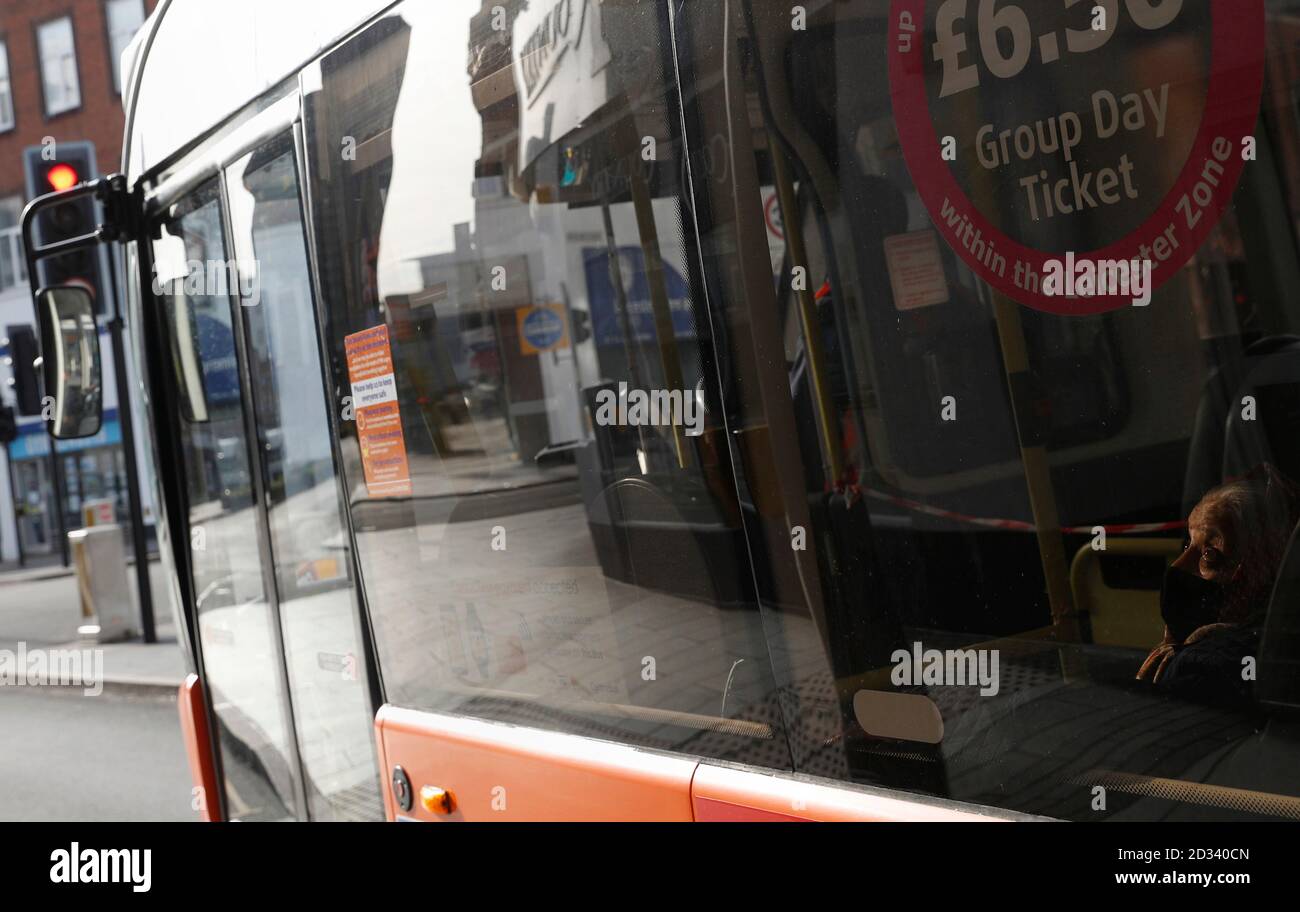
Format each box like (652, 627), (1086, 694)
(375, 704), (695, 822)
(374, 705), (1011, 822)
(177, 673), (222, 823)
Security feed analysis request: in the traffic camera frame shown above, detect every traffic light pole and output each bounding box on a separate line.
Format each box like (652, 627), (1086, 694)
(1, 440), (18, 568)
(105, 251), (156, 644)
(48, 442), (68, 566)
(22, 171), (156, 642)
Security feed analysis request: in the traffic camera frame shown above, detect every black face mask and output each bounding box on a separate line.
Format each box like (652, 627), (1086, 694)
(1161, 567), (1225, 643)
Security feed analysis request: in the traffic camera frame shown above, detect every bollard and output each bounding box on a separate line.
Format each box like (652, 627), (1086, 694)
(68, 525), (134, 642)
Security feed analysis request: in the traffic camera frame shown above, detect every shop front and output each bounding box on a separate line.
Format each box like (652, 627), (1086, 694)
(5, 411), (129, 560)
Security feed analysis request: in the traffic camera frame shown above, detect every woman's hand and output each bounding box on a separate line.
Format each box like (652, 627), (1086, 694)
(1184, 622), (1232, 645)
(1136, 623), (1236, 682)
(1136, 625), (1180, 683)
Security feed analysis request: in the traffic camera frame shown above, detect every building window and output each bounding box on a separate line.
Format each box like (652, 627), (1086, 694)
(37, 17), (81, 116)
(0, 196), (21, 230)
(105, 0), (145, 95)
(0, 195), (24, 291)
(0, 40), (14, 131)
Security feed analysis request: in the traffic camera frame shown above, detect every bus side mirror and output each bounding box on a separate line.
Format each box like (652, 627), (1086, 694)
(35, 285), (103, 439)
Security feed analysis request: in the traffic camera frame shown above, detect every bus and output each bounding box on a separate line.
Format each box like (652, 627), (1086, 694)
(20, 0), (1300, 822)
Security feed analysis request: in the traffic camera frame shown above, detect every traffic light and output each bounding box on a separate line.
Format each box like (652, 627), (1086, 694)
(23, 142), (110, 314)
(5, 325), (43, 415)
(0, 406), (15, 445)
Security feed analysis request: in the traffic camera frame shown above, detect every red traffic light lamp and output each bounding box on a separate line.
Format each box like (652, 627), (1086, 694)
(46, 162), (79, 192)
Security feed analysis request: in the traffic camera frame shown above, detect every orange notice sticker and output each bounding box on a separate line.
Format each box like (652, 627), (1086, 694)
(345, 324), (412, 498)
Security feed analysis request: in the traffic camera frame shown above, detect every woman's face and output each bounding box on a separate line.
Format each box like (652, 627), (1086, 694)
(1172, 498), (1239, 582)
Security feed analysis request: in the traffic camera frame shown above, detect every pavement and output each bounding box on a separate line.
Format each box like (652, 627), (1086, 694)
(0, 560), (81, 584)
(0, 555), (187, 694)
(0, 555), (196, 821)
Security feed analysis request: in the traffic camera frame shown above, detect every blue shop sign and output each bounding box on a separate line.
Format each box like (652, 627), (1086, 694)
(583, 246), (696, 347)
(7, 414), (122, 460)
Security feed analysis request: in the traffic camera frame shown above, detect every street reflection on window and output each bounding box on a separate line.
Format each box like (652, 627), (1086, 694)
(304, 0), (790, 769)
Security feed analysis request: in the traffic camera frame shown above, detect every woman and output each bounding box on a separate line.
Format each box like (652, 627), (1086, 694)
(1137, 465), (1300, 705)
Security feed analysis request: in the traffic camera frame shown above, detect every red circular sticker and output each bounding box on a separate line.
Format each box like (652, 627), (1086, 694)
(889, 0), (1265, 315)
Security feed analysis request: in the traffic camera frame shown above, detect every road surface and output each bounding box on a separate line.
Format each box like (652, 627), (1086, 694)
(0, 688), (195, 821)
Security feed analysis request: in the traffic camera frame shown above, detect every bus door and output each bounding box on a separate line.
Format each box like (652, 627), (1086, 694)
(153, 98), (383, 821)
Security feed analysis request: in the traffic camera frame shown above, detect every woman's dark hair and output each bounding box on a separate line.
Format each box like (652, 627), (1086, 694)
(1201, 464), (1300, 624)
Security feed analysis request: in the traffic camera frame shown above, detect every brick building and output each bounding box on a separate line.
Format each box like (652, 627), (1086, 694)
(0, 0), (158, 223)
(0, 0), (156, 566)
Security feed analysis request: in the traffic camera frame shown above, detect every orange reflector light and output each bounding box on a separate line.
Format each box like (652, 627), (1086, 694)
(419, 785), (454, 815)
(46, 163), (79, 192)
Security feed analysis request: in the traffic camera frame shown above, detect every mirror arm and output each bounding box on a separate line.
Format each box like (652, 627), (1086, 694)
(21, 173), (141, 301)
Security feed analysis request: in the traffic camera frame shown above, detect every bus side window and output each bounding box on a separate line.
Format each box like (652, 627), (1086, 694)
(300, 0), (792, 772)
(680, 0), (1300, 820)
(152, 181), (304, 821)
(224, 134), (384, 821)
